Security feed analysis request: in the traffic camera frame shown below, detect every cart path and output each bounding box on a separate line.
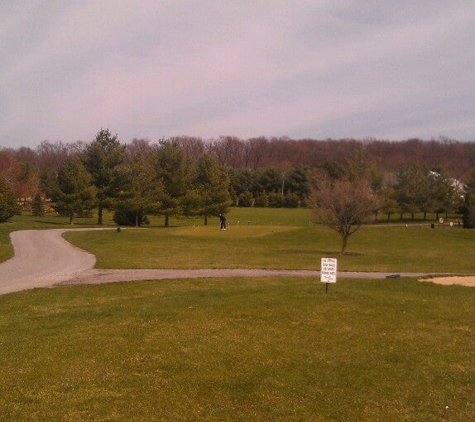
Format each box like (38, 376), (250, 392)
(0, 229), (470, 296)
(0, 229), (98, 295)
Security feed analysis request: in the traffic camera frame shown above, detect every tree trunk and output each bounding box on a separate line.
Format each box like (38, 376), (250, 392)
(69, 213), (74, 225)
(97, 205), (103, 225)
(204, 214), (208, 226)
(164, 214), (169, 227)
(341, 236), (348, 253)
(135, 211), (139, 228)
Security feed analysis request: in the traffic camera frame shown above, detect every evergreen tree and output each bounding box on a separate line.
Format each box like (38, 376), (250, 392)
(285, 166), (310, 200)
(428, 170), (455, 220)
(229, 168), (256, 197)
(84, 129), (125, 225)
(152, 140), (191, 227)
(394, 164), (426, 220)
(31, 193), (45, 217)
(380, 184), (400, 222)
(238, 190), (254, 207)
(256, 167), (281, 195)
(114, 156), (161, 227)
(267, 192), (285, 208)
(0, 179), (21, 223)
(284, 192), (300, 208)
(191, 154), (232, 225)
(254, 191), (268, 207)
(52, 157), (97, 224)
(462, 170), (475, 228)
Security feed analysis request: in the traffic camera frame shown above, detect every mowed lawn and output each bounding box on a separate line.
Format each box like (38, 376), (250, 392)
(0, 277), (473, 421)
(2, 207), (475, 273)
(63, 212), (475, 274)
(0, 208), (474, 421)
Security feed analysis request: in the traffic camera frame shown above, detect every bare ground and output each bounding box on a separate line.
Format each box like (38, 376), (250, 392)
(0, 229), (472, 296)
(419, 276), (475, 287)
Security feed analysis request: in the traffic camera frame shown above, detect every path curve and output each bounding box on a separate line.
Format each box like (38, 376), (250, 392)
(0, 229), (98, 295)
(0, 229), (472, 296)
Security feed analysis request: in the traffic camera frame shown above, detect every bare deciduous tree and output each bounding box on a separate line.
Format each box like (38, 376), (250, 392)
(309, 173), (379, 253)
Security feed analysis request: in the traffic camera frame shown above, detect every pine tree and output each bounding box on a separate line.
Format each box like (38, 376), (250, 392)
(31, 193), (45, 217)
(52, 157), (97, 224)
(0, 179), (21, 223)
(152, 140), (192, 227)
(84, 129), (125, 225)
(191, 154), (232, 225)
(114, 156), (161, 227)
(462, 170), (475, 229)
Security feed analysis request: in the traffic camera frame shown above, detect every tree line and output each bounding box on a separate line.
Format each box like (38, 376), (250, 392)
(308, 152), (475, 252)
(1, 131), (475, 228)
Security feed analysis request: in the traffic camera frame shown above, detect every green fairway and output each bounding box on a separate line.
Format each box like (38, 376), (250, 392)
(0, 277), (473, 421)
(63, 219), (475, 274)
(2, 208), (475, 273)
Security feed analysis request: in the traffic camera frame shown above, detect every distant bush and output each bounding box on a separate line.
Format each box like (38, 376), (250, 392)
(285, 192), (300, 208)
(254, 192), (268, 207)
(267, 192), (285, 208)
(238, 190), (253, 207)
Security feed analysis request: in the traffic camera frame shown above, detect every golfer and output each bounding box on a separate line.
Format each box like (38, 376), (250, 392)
(219, 213), (227, 230)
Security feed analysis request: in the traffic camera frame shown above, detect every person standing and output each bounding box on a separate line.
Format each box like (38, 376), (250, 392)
(219, 213), (227, 230)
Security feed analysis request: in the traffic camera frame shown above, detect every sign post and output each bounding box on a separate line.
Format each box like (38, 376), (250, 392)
(320, 258), (337, 293)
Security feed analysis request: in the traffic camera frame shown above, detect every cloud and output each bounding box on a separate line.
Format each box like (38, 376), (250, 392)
(1, 1), (474, 147)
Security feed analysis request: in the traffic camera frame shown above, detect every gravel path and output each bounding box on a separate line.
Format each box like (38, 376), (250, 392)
(0, 229), (472, 296)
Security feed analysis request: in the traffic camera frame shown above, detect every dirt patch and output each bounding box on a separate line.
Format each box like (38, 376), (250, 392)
(420, 276), (475, 287)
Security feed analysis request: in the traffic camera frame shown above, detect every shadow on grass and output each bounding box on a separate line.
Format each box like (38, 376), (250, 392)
(315, 250), (363, 256)
(33, 220), (67, 226)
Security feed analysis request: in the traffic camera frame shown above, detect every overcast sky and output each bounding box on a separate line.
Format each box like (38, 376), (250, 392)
(1, 1), (474, 148)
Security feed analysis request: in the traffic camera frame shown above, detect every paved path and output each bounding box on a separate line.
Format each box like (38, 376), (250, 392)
(0, 229), (97, 295)
(0, 229), (459, 296)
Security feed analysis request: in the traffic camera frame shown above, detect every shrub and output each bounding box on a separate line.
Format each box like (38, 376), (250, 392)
(285, 192), (300, 208)
(254, 192), (268, 207)
(238, 190), (253, 207)
(267, 192), (285, 208)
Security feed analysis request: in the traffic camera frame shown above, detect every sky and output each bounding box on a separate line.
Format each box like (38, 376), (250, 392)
(1, 0), (474, 148)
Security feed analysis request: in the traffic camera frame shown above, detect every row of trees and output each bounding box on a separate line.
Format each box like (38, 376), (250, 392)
(1, 130), (475, 235)
(228, 156), (464, 223)
(308, 153), (475, 252)
(2, 135), (475, 203)
(39, 129), (232, 226)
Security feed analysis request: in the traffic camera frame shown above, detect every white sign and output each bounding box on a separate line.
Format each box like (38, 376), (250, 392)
(321, 258), (337, 283)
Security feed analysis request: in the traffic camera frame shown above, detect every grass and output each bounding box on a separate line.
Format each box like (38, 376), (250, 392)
(2, 208), (475, 273)
(0, 208), (309, 263)
(0, 277), (474, 421)
(1, 208), (474, 421)
(62, 217), (475, 274)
